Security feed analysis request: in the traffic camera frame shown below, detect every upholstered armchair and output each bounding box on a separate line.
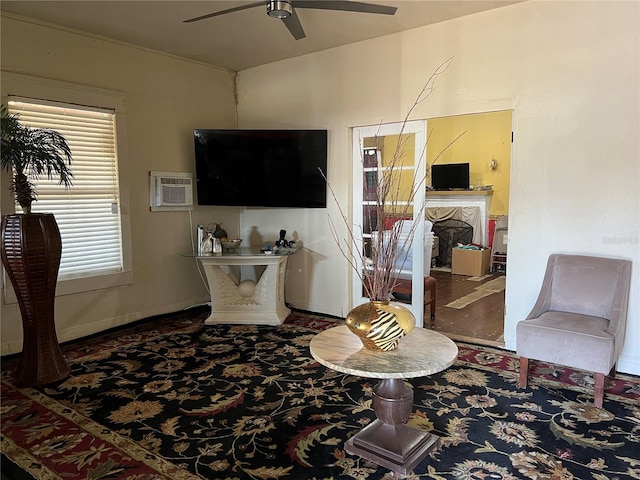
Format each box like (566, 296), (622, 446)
(516, 254), (632, 408)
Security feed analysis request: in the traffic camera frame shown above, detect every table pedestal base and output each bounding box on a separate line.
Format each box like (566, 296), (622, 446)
(345, 421), (439, 477)
(345, 378), (440, 477)
(199, 255), (291, 325)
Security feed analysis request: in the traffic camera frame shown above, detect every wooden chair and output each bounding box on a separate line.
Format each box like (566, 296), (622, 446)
(390, 220), (437, 328)
(392, 276), (437, 328)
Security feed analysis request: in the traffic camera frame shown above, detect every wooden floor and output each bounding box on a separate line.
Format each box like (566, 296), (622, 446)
(425, 269), (505, 346)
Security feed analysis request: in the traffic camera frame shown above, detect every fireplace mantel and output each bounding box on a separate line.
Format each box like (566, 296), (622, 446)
(426, 190), (493, 246)
(427, 190), (493, 198)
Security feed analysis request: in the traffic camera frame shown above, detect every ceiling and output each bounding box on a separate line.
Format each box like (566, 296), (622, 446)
(1, 1), (522, 71)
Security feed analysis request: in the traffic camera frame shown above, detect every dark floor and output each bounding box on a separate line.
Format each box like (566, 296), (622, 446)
(427, 269), (505, 346)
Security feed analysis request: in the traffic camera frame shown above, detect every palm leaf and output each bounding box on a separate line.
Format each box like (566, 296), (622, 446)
(0, 103), (73, 212)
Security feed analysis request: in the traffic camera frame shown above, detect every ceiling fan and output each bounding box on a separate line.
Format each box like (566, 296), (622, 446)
(183, 1), (398, 40)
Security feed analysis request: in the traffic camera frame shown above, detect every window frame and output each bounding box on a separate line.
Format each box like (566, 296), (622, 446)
(1, 72), (133, 302)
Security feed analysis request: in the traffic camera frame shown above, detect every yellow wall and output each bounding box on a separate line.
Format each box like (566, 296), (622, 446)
(426, 110), (511, 216)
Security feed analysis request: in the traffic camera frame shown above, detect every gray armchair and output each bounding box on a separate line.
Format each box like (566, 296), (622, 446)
(516, 254), (632, 408)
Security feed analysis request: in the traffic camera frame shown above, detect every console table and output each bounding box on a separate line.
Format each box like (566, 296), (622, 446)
(309, 325), (458, 476)
(187, 247), (299, 325)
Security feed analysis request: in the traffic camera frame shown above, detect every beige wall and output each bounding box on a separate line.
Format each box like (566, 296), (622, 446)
(1, 15), (238, 354)
(236, 1), (640, 374)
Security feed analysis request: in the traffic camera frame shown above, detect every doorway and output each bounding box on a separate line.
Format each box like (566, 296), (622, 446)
(426, 110), (512, 346)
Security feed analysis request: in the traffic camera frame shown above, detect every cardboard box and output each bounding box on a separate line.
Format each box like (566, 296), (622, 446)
(451, 247), (491, 276)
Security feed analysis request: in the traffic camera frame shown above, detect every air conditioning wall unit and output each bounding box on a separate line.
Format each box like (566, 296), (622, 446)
(149, 171), (193, 211)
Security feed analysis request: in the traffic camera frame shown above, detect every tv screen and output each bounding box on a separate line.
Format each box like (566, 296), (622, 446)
(431, 163), (470, 191)
(194, 129), (328, 208)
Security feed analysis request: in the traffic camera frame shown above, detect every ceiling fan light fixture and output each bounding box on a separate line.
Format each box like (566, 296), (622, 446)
(267, 0), (292, 19)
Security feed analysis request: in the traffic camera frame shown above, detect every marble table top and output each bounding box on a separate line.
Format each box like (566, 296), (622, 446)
(309, 325), (458, 379)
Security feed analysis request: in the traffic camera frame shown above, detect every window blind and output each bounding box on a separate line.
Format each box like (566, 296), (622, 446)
(8, 98), (124, 279)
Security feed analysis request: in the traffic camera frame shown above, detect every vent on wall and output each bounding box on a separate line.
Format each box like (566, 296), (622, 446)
(149, 171), (193, 211)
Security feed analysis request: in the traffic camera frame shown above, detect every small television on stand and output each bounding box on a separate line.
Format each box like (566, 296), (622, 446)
(431, 163), (470, 190)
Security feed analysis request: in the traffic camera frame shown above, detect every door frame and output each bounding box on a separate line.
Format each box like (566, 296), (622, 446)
(351, 120), (427, 325)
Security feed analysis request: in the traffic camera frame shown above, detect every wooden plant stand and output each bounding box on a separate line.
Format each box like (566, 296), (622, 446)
(1, 213), (70, 386)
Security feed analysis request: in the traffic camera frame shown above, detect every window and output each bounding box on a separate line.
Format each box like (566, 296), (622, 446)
(8, 98), (123, 280)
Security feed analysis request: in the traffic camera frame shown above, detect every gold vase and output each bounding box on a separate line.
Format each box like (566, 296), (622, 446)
(345, 301), (415, 351)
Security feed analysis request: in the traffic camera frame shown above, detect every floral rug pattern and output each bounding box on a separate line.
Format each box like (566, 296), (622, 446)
(1, 307), (639, 479)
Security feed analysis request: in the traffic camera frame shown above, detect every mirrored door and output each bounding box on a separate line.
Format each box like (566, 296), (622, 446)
(352, 121), (427, 325)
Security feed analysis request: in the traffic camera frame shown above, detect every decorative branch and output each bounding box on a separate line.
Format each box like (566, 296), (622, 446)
(321, 58), (465, 302)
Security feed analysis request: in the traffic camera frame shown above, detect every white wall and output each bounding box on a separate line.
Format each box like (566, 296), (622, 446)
(236, 1), (640, 374)
(1, 15), (238, 354)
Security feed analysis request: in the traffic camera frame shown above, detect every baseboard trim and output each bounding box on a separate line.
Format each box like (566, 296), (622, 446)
(617, 353), (640, 377)
(59, 311), (143, 344)
(1, 299), (209, 357)
(286, 299), (345, 319)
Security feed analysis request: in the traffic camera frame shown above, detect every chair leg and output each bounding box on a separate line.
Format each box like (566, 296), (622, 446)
(594, 373), (605, 408)
(429, 279), (436, 321)
(424, 276), (437, 327)
(518, 357), (529, 388)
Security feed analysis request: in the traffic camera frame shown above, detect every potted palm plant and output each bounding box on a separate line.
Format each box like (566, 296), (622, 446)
(1, 104), (73, 386)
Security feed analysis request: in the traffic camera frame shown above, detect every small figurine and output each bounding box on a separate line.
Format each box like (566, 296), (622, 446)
(273, 229), (297, 249)
(275, 229), (288, 247)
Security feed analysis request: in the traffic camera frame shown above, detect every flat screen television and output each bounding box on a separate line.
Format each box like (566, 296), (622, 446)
(194, 129), (328, 208)
(431, 163), (470, 191)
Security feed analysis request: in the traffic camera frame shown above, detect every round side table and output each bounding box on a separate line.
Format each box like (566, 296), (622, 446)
(310, 325), (458, 476)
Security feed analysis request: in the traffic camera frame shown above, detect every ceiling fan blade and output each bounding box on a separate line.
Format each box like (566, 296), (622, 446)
(183, 1), (264, 23)
(292, 1), (397, 15)
(283, 7), (306, 40)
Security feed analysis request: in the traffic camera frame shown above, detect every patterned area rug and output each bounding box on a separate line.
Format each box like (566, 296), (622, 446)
(2, 307), (639, 479)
